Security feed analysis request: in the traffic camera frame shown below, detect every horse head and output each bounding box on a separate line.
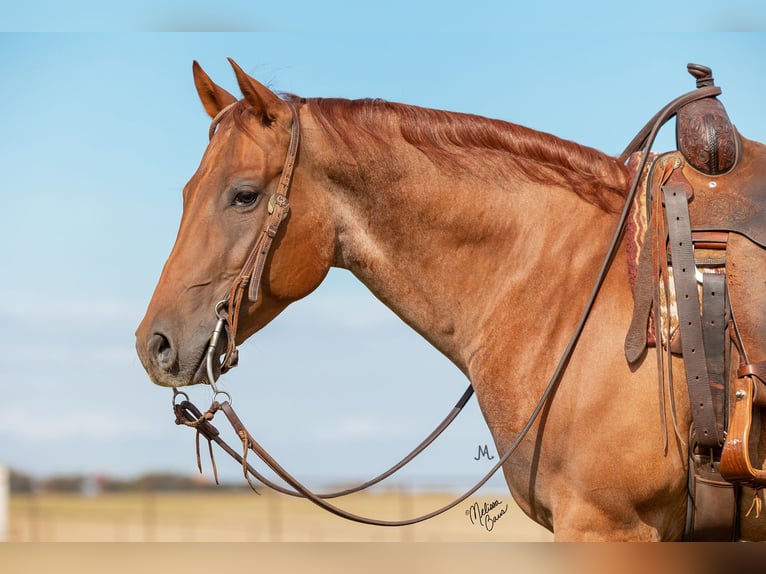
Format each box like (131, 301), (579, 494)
(135, 60), (334, 387)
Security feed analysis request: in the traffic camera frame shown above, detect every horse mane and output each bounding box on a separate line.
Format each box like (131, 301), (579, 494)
(233, 96), (630, 213)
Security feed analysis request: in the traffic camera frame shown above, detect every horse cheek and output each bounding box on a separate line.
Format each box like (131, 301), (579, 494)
(269, 215), (334, 301)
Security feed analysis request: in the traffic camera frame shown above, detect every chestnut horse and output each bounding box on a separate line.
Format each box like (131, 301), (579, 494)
(135, 60), (765, 540)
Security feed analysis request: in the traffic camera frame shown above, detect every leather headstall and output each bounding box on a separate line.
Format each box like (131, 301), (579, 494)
(213, 101), (301, 373)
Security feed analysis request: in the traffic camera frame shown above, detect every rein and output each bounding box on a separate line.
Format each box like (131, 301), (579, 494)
(172, 83), (723, 526)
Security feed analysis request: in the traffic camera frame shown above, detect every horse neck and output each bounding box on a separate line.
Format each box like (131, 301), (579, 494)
(304, 111), (622, 375)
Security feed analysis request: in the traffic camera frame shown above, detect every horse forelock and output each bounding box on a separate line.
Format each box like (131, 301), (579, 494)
(304, 97), (629, 213)
(215, 99), (267, 140)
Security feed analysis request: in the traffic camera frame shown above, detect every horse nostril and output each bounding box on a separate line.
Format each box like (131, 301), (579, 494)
(148, 332), (177, 372)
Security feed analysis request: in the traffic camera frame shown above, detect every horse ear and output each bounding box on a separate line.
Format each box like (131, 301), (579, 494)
(192, 60), (238, 119)
(228, 57), (289, 126)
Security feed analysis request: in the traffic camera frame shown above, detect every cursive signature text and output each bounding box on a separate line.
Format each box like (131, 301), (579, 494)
(465, 500), (508, 532)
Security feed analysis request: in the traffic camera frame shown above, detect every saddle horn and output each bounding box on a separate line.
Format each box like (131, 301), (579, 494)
(676, 64), (739, 175)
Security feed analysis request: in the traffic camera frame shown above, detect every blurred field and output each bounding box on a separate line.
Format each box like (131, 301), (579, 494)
(8, 489), (552, 542)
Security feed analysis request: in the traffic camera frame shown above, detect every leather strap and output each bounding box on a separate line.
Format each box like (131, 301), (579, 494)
(175, 386), (475, 500)
(663, 172), (721, 447)
(739, 361), (766, 385)
(219, 103), (301, 371)
(624, 205), (657, 363)
(173, 393), (513, 526)
(740, 363), (766, 409)
(701, 272), (728, 437)
(620, 85), (722, 162)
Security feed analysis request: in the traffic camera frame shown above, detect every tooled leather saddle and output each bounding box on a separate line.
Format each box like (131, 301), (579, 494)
(623, 64), (766, 541)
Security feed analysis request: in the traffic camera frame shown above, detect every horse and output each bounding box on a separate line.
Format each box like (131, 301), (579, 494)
(135, 59), (766, 541)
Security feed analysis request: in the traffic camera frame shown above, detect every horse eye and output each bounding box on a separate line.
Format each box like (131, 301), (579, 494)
(232, 190), (260, 207)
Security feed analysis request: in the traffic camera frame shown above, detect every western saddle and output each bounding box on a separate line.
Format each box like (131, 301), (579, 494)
(624, 64), (766, 541)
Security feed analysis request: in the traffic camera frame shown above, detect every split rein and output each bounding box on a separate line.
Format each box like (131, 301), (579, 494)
(171, 85), (722, 526)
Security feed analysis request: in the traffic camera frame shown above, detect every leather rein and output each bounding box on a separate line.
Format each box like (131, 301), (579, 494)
(172, 85), (723, 526)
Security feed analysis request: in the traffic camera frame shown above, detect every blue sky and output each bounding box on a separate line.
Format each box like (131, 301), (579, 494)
(2, 1), (766, 32)
(0, 10), (765, 492)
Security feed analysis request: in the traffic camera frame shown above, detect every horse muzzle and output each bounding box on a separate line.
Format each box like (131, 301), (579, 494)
(135, 312), (225, 388)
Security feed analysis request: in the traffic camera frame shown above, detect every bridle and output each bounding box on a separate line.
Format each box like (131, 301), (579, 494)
(171, 83), (728, 527)
(206, 100), (301, 379)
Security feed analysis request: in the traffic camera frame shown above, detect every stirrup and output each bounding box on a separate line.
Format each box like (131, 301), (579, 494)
(721, 372), (766, 487)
